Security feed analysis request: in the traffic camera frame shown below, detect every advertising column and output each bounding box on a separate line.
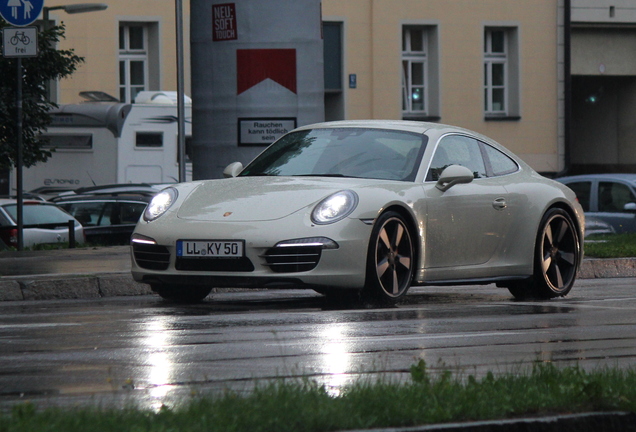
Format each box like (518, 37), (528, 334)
(190, 0), (324, 179)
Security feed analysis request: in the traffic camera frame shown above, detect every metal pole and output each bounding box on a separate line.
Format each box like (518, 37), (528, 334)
(67, 219), (75, 248)
(16, 57), (24, 251)
(563, 0), (572, 175)
(175, 0), (187, 182)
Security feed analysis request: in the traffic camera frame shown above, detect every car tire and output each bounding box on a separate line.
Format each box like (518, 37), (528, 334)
(507, 208), (581, 300)
(363, 211), (415, 305)
(151, 284), (212, 303)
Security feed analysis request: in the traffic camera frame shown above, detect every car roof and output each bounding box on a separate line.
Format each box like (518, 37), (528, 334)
(295, 120), (465, 135)
(557, 173), (636, 186)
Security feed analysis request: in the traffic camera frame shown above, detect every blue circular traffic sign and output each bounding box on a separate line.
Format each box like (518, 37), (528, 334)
(0, 0), (44, 27)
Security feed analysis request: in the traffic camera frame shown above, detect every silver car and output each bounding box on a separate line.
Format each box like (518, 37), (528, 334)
(0, 199), (85, 249)
(131, 121), (584, 304)
(556, 174), (636, 235)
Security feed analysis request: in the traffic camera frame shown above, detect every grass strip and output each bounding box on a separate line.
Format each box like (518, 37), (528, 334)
(2, 362), (636, 432)
(585, 233), (636, 258)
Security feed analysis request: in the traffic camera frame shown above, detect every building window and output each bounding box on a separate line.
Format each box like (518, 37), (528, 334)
(484, 29), (507, 115)
(484, 26), (520, 119)
(323, 21), (345, 121)
(119, 24), (148, 103)
(401, 24), (439, 121)
(402, 27), (428, 115)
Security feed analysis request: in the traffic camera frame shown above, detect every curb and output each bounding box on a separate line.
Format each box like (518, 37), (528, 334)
(0, 258), (635, 302)
(579, 258), (636, 279)
(0, 272), (152, 302)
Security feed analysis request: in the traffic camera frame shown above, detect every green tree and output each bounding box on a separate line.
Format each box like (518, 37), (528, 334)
(0, 21), (84, 170)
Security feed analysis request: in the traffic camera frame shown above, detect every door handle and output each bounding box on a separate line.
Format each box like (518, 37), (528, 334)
(493, 197), (507, 210)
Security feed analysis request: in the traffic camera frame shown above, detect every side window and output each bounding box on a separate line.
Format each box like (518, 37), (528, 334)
(482, 144), (518, 176)
(120, 203), (147, 224)
(565, 181), (591, 212)
(136, 132), (163, 148)
(43, 134), (93, 150)
(65, 203), (104, 226)
(598, 181), (636, 212)
(427, 135), (487, 181)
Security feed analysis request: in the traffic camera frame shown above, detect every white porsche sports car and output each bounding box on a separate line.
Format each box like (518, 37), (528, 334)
(131, 120), (584, 304)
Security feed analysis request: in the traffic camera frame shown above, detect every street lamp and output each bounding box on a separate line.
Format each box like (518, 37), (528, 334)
(43, 3), (108, 22)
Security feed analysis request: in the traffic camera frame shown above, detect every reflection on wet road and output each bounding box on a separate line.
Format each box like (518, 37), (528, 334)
(0, 278), (635, 411)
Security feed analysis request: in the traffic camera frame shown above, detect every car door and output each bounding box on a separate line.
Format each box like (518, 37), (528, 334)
(424, 135), (512, 269)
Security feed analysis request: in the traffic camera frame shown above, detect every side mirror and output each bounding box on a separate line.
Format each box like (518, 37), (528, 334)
(222, 162), (243, 178)
(436, 165), (474, 192)
(624, 202), (636, 212)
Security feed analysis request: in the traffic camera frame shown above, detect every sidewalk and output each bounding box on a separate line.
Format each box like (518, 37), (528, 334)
(0, 247), (635, 302)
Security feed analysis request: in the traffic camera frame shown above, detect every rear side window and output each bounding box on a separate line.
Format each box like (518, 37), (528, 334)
(566, 181), (591, 212)
(482, 144), (518, 176)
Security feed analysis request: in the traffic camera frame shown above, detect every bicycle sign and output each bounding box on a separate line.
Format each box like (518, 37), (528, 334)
(10, 30), (30, 44)
(2, 26), (37, 57)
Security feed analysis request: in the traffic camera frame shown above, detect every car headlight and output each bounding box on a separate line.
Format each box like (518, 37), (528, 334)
(311, 190), (358, 225)
(143, 188), (178, 221)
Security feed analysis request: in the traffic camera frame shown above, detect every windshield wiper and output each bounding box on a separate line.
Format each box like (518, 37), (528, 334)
(295, 173), (353, 178)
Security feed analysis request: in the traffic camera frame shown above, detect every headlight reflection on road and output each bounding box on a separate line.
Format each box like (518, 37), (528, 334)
(319, 323), (354, 396)
(142, 317), (175, 408)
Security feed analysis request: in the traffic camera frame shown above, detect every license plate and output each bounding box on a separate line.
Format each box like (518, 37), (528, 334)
(177, 240), (244, 258)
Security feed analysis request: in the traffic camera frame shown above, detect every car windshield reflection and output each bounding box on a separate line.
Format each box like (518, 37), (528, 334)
(240, 128), (427, 182)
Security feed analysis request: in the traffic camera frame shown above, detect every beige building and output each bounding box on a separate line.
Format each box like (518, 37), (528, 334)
(42, 0), (190, 104)
(322, 0), (566, 174)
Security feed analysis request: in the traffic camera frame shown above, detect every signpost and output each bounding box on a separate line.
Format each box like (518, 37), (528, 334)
(1, 0), (43, 250)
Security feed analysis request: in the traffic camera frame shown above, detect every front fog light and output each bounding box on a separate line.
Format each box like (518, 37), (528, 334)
(311, 190), (358, 225)
(144, 188), (178, 221)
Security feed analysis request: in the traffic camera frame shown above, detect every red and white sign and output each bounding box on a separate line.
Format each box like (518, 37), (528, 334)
(236, 49), (297, 95)
(212, 3), (237, 41)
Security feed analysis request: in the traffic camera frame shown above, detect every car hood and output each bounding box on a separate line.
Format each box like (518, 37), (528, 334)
(177, 176), (371, 222)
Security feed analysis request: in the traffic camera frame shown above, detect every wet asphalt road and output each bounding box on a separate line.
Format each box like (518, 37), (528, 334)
(0, 277), (635, 412)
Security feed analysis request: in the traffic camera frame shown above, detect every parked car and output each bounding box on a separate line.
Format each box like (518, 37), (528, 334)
(51, 185), (156, 245)
(556, 174), (636, 235)
(0, 199), (85, 249)
(131, 120), (584, 304)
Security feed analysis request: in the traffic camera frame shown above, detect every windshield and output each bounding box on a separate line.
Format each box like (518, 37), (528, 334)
(240, 128), (427, 181)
